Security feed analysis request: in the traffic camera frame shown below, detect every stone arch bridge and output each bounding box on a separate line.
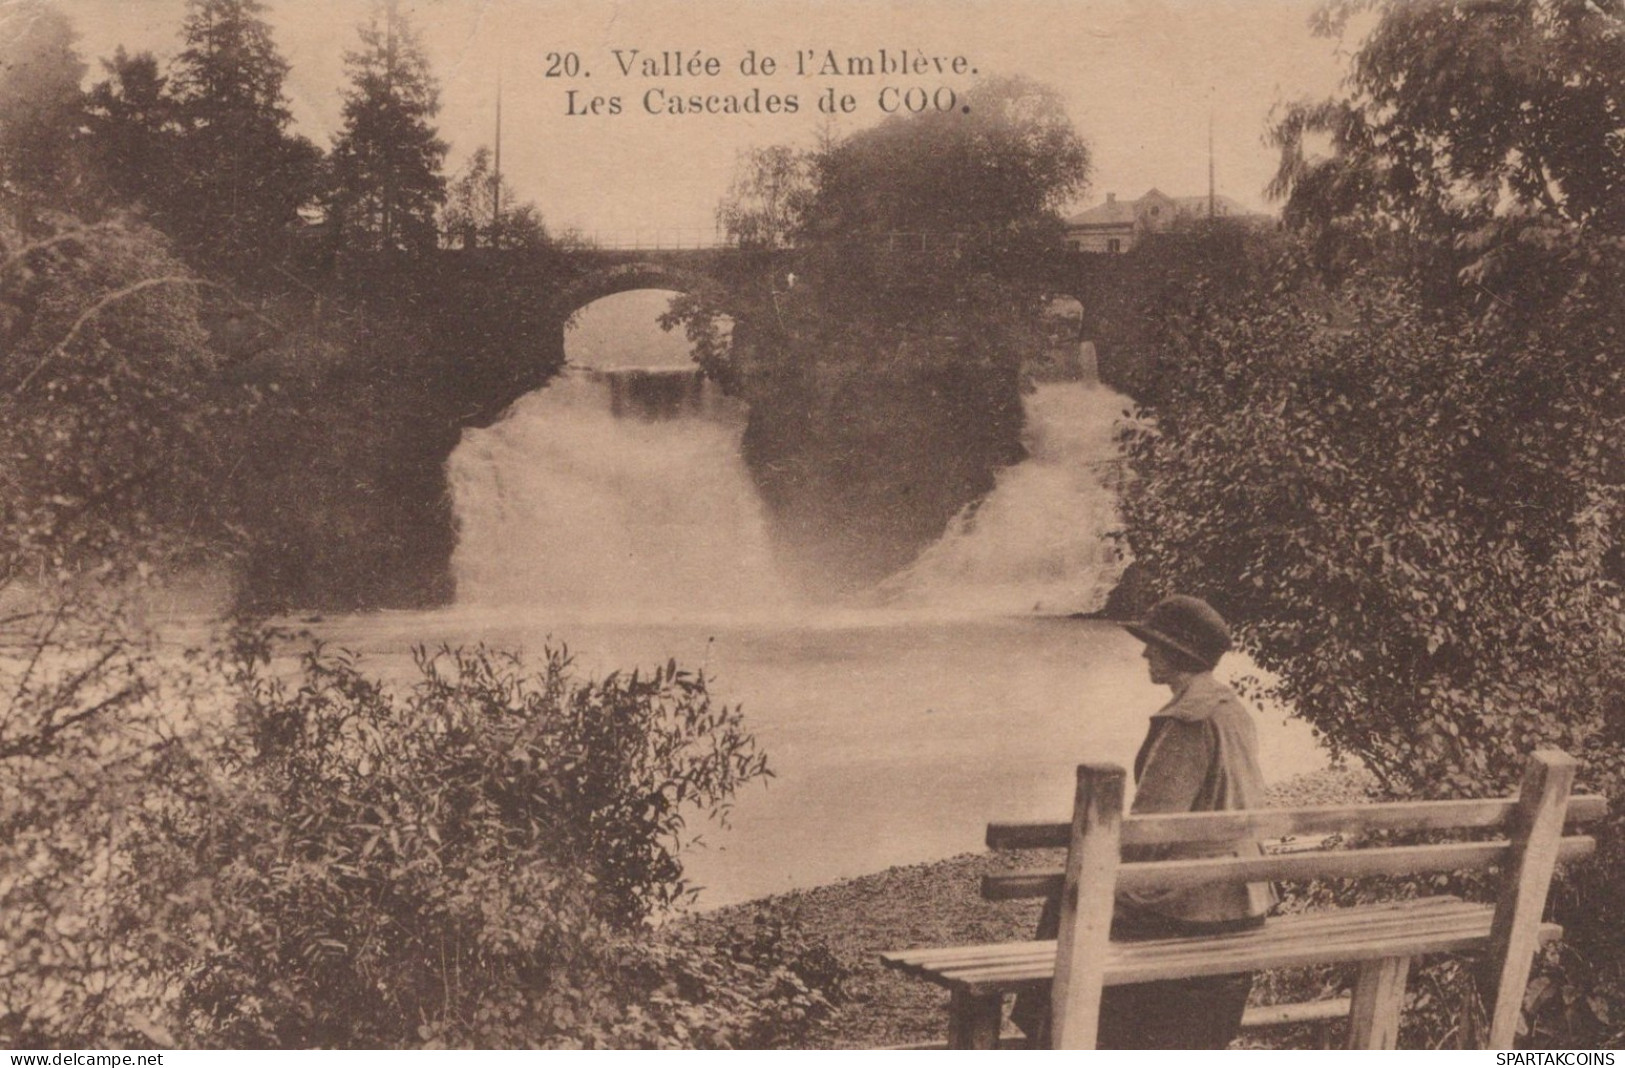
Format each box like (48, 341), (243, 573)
(303, 236), (1157, 610)
(421, 237), (1136, 428)
(419, 243), (774, 427)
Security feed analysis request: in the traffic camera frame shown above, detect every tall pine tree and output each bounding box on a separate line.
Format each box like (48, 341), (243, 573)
(167, 0), (319, 268)
(0, 1), (88, 201)
(84, 48), (178, 215)
(327, 0), (447, 255)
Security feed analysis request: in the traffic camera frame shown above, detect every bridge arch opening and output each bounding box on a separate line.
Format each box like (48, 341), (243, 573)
(551, 261), (739, 336)
(448, 274), (776, 614)
(564, 288), (732, 371)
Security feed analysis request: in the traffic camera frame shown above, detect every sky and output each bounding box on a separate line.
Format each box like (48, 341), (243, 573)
(52, 0), (1353, 238)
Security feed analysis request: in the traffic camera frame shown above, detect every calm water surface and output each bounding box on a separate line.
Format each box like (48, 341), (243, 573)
(310, 608), (1324, 910)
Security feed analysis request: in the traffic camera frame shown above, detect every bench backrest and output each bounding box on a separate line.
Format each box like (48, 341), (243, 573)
(984, 750), (1604, 1049)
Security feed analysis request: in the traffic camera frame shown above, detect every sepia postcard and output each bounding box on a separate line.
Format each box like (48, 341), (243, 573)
(9, 0), (1614, 1054)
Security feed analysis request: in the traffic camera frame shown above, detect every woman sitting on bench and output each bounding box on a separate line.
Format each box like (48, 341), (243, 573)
(1013, 594), (1276, 1048)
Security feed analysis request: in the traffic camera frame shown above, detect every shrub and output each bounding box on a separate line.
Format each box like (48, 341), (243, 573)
(1120, 267), (1625, 795)
(0, 634), (208, 1048)
(0, 202), (250, 1048)
(1229, 3), (1625, 1037)
(1118, 258), (1625, 1045)
(1, 629), (845, 1049)
(168, 636), (787, 1047)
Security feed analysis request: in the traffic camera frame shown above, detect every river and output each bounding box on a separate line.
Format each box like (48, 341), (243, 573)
(309, 609), (1323, 910)
(303, 293), (1325, 911)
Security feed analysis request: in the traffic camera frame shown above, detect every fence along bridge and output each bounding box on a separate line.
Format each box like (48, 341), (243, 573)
(442, 227), (1034, 253)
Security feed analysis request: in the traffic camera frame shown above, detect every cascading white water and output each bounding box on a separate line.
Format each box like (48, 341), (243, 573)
(879, 374), (1134, 616)
(448, 367), (788, 618)
(449, 340), (1134, 619)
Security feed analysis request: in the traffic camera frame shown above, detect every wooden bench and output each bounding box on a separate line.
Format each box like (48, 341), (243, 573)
(881, 749), (1606, 1049)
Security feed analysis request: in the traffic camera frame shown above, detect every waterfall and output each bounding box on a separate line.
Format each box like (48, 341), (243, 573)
(879, 372), (1134, 616)
(448, 347), (1134, 620)
(448, 367), (787, 618)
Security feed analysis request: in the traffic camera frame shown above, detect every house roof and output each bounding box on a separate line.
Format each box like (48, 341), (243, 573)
(1064, 196), (1138, 228)
(1064, 189), (1264, 228)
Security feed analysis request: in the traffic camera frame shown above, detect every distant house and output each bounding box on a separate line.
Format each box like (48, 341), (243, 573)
(1063, 188), (1268, 253)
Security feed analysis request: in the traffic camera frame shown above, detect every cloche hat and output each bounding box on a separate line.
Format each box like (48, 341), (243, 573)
(1123, 594), (1232, 669)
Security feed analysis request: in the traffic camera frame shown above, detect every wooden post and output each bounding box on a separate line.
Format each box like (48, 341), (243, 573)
(1050, 763), (1125, 1050)
(946, 990), (1003, 1049)
(1347, 955), (1411, 1048)
(1484, 749), (1575, 1048)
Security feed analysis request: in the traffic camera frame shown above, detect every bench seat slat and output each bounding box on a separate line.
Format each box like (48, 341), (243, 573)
(885, 900), (1490, 970)
(982, 835), (1595, 901)
(920, 921), (1487, 986)
(987, 794), (1608, 850)
(1125, 917), (1498, 974)
(890, 898), (1473, 972)
(881, 901), (1563, 994)
(882, 900), (1472, 974)
(894, 920), (1563, 995)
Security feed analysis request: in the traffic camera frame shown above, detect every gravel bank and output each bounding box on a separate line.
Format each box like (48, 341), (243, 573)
(678, 767), (1376, 1049)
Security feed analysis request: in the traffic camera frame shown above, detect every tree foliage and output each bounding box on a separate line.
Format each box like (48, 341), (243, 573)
(668, 75), (1091, 589)
(1268, 0), (1625, 318)
(0, 1), (87, 201)
(1125, 1), (1625, 1042)
(1121, 266), (1625, 793)
(0, 191), (261, 833)
(176, 641), (774, 1045)
(715, 144), (815, 251)
(1176, 0), (1625, 792)
(439, 145), (549, 250)
(803, 74), (1088, 244)
(0, 194), (252, 1045)
(326, 0), (447, 255)
(167, 0), (320, 267)
(84, 48), (179, 218)
(0, 207), (244, 589)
